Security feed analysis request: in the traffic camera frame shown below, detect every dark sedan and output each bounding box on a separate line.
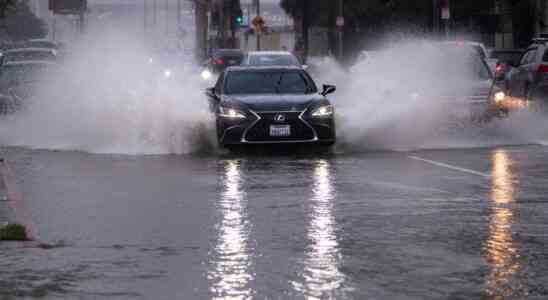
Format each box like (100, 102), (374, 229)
(206, 66), (336, 148)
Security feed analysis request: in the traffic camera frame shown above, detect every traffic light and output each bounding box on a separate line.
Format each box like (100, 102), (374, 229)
(235, 15), (243, 25)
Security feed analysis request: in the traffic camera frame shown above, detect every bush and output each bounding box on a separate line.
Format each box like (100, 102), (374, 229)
(0, 223), (28, 241)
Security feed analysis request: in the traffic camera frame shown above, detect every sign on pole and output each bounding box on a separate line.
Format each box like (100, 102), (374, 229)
(440, 0), (450, 20)
(336, 16), (344, 27)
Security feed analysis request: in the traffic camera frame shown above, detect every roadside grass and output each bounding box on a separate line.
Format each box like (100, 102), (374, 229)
(0, 223), (28, 241)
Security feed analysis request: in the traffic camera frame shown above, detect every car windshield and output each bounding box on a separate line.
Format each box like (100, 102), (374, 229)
(248, 55), (300, 66)
(5, 51), (55, 62)
(0, 64), (50, 87)
(225, 70), (314, 94)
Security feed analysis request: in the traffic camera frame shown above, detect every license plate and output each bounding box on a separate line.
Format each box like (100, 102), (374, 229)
(228, 59), (237, 65)
(270, 125), (291, 137)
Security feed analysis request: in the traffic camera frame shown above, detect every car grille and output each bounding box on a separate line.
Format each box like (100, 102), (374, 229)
(244, 112), (316, 142)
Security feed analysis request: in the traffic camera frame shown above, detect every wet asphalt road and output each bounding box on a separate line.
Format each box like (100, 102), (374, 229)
(1, 146), (547, 299)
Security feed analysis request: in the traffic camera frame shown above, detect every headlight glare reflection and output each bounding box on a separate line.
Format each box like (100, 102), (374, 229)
(311, 105), (334, 117)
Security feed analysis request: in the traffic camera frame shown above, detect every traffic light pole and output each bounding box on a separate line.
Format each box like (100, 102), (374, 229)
(256, 0), (261, 51)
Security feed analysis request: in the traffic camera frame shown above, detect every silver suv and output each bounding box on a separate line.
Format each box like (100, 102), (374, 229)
(507, 37), (548, 102)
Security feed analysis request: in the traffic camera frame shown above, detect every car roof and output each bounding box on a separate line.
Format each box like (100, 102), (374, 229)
(213, 49), (243, 55)
(3, 60), (56, 66)
(226, 65), (303, 72)
(247, 51), (294, 56)
(4, 47), (56, 53)
(439, 40), (485, 46)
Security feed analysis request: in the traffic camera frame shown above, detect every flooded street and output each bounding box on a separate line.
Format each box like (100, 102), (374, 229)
(1, 146), (547, 299)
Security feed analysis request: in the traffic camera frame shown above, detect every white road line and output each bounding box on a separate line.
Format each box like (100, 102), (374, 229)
(408, 156), (491, 178)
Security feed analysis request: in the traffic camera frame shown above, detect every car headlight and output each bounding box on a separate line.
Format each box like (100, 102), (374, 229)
(201, 69), (212, 80)
(311, 105), (334, 117)
(218, 106), (247, 119)
(494, 91), (505, 103)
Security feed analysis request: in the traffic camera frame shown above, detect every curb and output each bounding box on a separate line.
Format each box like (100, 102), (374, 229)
(0, 158), (39, 243)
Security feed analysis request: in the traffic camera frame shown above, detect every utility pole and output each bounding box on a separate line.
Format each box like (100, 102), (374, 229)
(177, 0), (181, 29)
(432, 0), (439, 35)
(337, 0), (343, 60)
(144, 0), (148, 39)
(153, 0), (157, 36)
(302, 0), (308, 63)
(165, 0), (169, 37)
(256, 0), (261, 51)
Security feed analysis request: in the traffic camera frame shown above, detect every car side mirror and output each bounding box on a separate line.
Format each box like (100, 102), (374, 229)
(205, 87), (217, 99)
(321, 84), (336, 96)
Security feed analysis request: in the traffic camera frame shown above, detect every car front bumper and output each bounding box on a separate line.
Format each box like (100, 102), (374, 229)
(217, 110), (336, 146)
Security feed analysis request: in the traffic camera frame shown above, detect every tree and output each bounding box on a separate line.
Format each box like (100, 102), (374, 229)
(0, 0), (16, 19)
(0, 0), (47, 41)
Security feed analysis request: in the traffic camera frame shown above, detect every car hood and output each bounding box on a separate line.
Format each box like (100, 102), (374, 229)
(221, 94), (326, 111)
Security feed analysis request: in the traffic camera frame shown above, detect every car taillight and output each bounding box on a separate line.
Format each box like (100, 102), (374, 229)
(214, 58), (225, 65)
(537, 64), (548, 73)
(496, 63), (505, 74)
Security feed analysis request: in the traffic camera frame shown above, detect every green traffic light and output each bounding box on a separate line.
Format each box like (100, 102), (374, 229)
(236, 16), (243, 24)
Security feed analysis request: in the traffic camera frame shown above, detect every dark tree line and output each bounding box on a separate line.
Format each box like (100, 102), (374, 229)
(280, 0), (543, 56)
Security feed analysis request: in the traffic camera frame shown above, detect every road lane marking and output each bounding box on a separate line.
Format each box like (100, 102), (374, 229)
(408, 156), (491, 178)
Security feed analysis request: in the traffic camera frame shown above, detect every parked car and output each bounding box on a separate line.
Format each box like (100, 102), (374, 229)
(506, 37), (548, 106)
(0, 47), (57, 66)
(0, 61), (55, 113)
(205, 66), (336, 148)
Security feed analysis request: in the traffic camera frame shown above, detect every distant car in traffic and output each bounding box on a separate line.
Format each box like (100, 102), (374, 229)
(205, 66), (336, 148)
(438, 40), (498, 72)
(489, 49), (524, 92)
(414, 48), (515, 120)
(241, 51), (303, 67)
(0, 47), (57, 66)
(0, 61), (54, 113)
(505, 37), (548, 106)
(201, 49), (244, 80)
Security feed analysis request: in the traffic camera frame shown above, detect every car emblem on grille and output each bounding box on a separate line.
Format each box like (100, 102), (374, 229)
(274, 114), (286, 122)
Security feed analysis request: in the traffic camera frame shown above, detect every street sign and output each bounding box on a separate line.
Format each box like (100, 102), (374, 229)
(49, 0), (87, 15)
(440, 0), (450, 20)
(252, 16), (265, 34)
(441, 7), (451, 20)
(336, 16), (344, 27)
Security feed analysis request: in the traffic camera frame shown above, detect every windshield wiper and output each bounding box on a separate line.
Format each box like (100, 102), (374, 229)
(275, 72), (285, 94)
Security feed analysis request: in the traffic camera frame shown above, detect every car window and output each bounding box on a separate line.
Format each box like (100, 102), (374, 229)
(473, 45), (486, 58)
(214, 73), (224, 94)
(520, 49), (536, 65)
(543, 49), (548, 62)
(519, 51), (530, 65)
(224, 70), (313, 95)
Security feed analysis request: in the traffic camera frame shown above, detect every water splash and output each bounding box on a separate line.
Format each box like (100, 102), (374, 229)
(0, 31), (216, 155)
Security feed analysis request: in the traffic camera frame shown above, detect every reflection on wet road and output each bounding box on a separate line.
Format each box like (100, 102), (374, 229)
(293, 160), (346, 299)
(1, 146), (548, 299)
(484, 150), (524, 298)
(209, 160), (254, 299)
